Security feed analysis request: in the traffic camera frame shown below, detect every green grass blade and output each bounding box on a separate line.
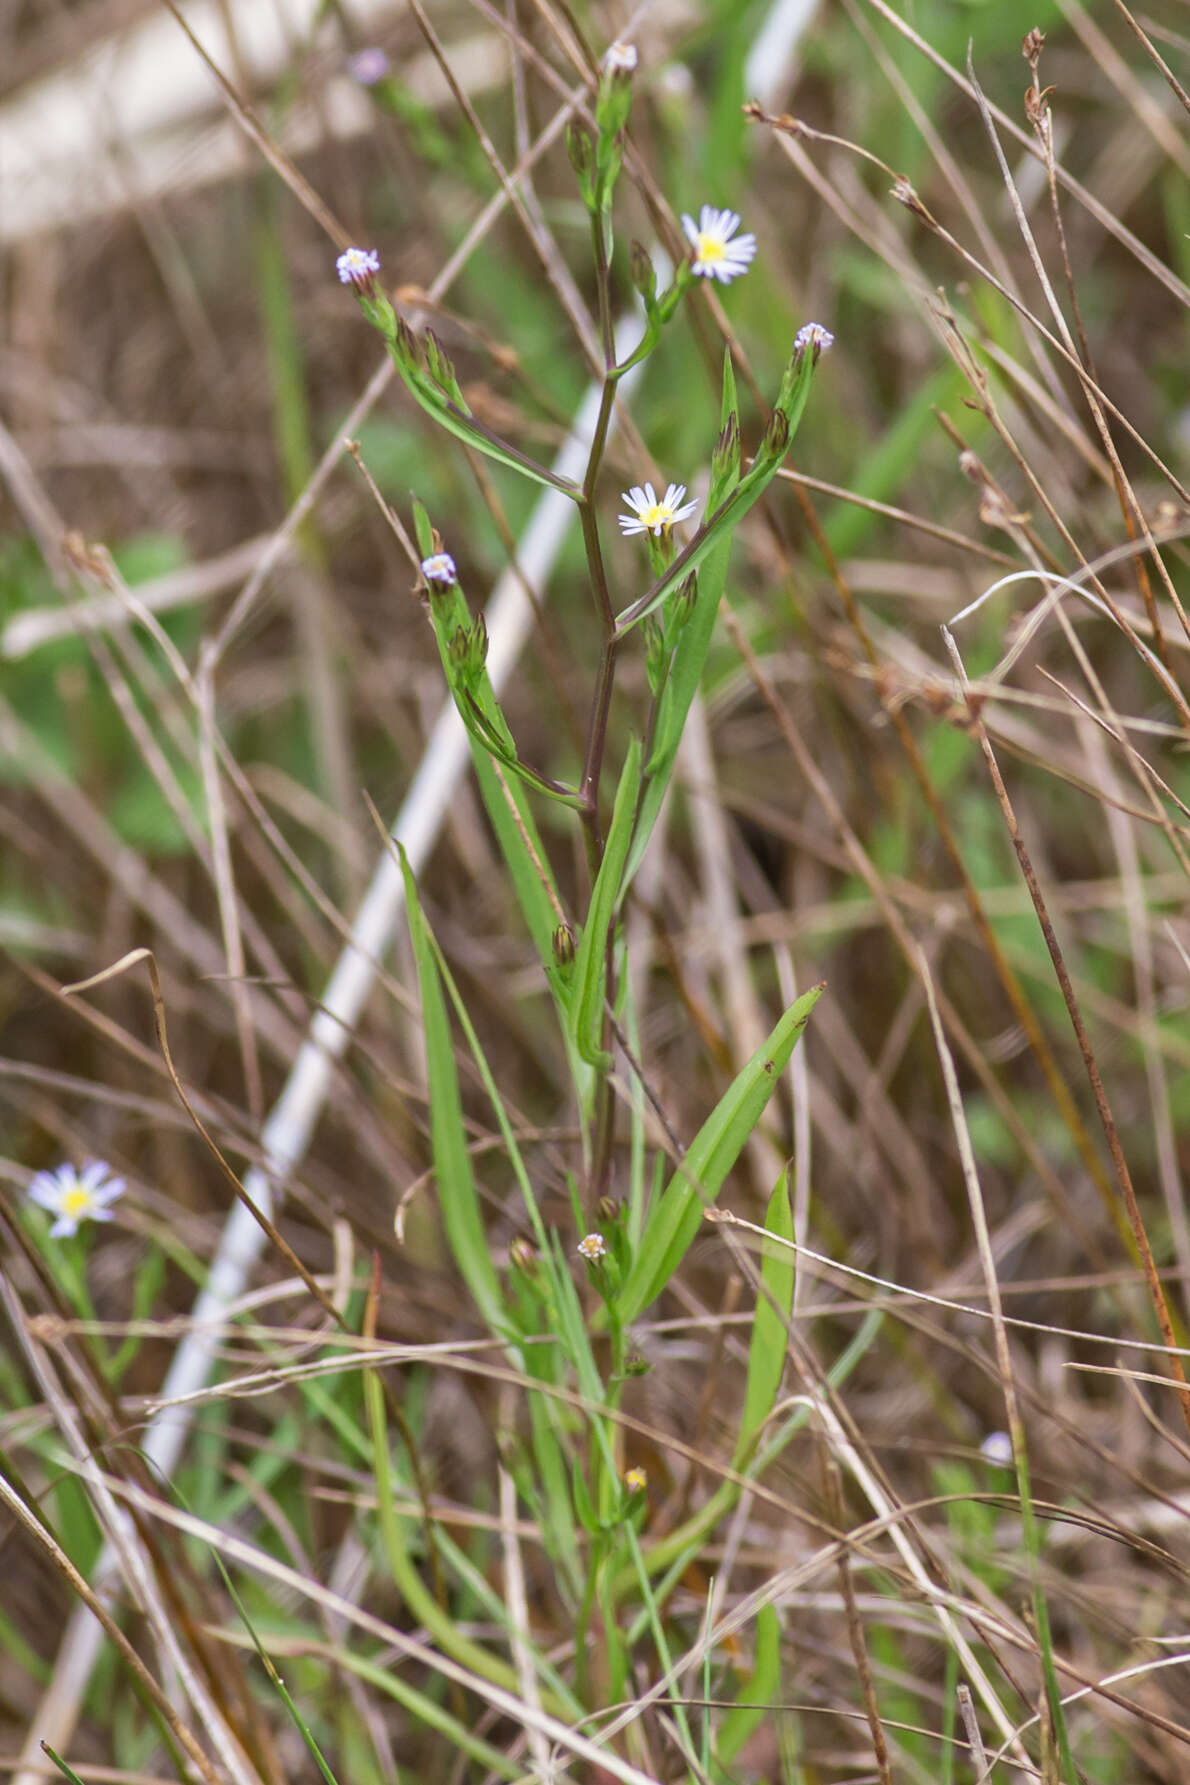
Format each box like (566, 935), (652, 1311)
(716, 1602), (781, 1766)
(363, 1347), (529, 1702)
(733, 1172), (795, 1468)
(39, 1749), (87, 1785)
(305, 1642), (521, 1779)
(619, 985), (823, 1324)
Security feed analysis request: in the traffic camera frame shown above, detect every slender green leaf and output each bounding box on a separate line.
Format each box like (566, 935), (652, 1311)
(411, 495), (435, 558)
(41, 1750), (87, 1785)
(398, 844), (507, 1338)
(716, 1603), (781, 1764)
(417, 526), (569, 1006)
(733, 1172), (795, 1467)
(570, 736), (643, 1067)
(619, 985), (823, 1323)
(397, 356), (578, 495)
(624, 531), (731, 889)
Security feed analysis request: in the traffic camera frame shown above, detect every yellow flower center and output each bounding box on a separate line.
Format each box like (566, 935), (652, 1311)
(641, 504), (668, 527)
(61, 1186), (94, 1217)
(695, 232), (725, 264)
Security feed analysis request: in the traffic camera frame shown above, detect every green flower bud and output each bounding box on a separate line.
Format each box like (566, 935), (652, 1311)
(709, 413), (740, 502)
(509, 1237), (537, 1274)
(552, 923), (576, 967)
(448, 615), (488, 686)
(595, 42), (636, 141)
(644, 615), (668, 694)
(425, 329), (465, 406)
(630, 240), (657, 308)
(759, 406), (790, 466)
(393, 315), (421, 374)
(566, 121), (596, 204)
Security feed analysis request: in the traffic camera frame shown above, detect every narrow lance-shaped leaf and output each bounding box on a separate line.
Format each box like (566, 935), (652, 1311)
(733, 1170), (795, 1467)
(715, 1603), (781, 1765)
(570, 737), (643, 1068)
(416, 509), (571, 1008)
(355, 288), (580, 497)
(618, 984), (823, 1325)
(398, 843), (507, 1338)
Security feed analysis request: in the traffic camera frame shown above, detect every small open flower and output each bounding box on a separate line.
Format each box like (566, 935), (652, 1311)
(795, 322), (834, 354)
(349, 48), (390, 85)
(421, 552), (457, 586)
(681, 206), (757, 284)
(577, 1232), (608, 1263)
(624, 1466), (647, 1493)
(28, 1161), (125, 1238)
(603, 40), (637, 73)
(618, 482), (698, 537)
(336, 246), (381, 286)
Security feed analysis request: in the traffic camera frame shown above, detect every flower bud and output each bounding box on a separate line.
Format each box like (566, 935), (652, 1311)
(597, 1196), (623, 1226)
(629, 240), (657, 307)
(566, 121), (596, 203)
(710, 412), (740, 499)
(603, 41), (638, 75)
(674, 572), (698, 617)
(448, 615), (488, 684)
(393, 315), (421, 374)
(425, 329), (464, 404)
(759, 406), (790, 464)
(644, 615), (668, 694)
(509, 1237), (537, 1274)
(596, 44), (636, 140)
(552, 923), (576, 967)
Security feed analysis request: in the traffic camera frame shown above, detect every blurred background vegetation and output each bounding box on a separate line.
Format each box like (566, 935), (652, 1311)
(3, 0), (1190, 1778)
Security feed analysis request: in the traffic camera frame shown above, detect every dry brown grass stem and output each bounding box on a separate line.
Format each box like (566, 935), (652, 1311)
(943, 637), (1190, 1437)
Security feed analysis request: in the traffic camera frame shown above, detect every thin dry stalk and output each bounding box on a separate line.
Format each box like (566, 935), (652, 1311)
(819, 1448), (894, 1785)
(942, 631), (1190, 1438)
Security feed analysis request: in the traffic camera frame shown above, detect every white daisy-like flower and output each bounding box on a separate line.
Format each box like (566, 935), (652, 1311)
(577, 1232), (608, 1262)
(28, 1160), (125, 1239)
(603, 40), (637, 73)
(680, 206), (757, 285)
(421, 552), (457, 586)
(618, 482), (699, 537)
(349, 48), (390, 85)
(795, 322), (834, 354)
(336, 246), (381, 286)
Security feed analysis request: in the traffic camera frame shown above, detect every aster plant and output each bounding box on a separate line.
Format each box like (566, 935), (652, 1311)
(333, 40), (834, 1757)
